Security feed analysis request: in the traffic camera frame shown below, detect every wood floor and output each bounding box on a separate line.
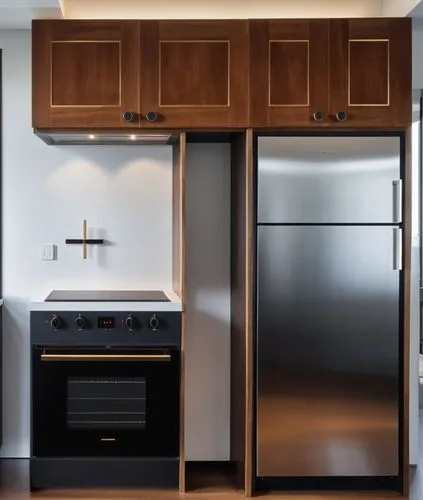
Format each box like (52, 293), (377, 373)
(0, 459), (419, 500)
(0, 416), (422, 500)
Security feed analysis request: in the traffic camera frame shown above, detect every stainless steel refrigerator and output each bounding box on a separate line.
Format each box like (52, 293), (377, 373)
(256, 135), (403, 485)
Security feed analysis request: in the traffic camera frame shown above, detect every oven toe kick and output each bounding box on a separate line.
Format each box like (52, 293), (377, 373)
(30, 457), (179, 490)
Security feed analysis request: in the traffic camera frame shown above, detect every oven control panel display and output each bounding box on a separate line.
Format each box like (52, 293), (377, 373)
(98, 316), (115, 329)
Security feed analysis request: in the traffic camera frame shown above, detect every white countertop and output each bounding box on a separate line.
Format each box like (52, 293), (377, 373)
(29, 290), (182, 312)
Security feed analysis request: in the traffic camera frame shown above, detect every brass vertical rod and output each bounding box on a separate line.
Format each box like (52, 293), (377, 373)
(82, 219), (87, 259)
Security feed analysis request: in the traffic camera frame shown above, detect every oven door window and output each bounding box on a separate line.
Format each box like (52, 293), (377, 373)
(32, 347), (180, 458)
(67, 376), (147, 430)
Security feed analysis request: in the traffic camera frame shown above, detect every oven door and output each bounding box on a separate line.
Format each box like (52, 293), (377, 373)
(32, 346), (180, 458)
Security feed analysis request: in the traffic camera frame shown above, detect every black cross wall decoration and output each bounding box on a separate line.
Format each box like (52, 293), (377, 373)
(65, 219), (104, 259)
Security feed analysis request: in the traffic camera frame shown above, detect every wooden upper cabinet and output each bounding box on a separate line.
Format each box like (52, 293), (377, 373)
(32, 18), (411, 130)
(139, 20), (249, 128)
(249, 19), (330, 127)
(329, 18), (411, 127)
(249, 18), (411, 128)
(32, 20), (140, 128)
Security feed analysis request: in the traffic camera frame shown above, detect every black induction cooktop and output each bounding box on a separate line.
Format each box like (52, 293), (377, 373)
(45, 290), (170, 302)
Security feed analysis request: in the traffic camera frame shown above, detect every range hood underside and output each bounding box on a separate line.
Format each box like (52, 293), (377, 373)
(34, 129), (179, 146)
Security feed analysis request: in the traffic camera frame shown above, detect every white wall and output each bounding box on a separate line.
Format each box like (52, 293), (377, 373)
(413, 20), (423, 89)
(0, 30), (173, 457)
(185, 144), (231, 460)
(0, 30), (231, 460)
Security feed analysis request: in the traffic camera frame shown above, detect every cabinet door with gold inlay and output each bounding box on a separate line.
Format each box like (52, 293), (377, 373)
(139, 20), (249, 128)
(329, 18), (411, 127)
(249, 19), (329, 127)
(32, 20), (140, 128)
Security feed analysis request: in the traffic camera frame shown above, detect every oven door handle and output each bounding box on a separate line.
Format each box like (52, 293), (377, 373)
(40, 353), (171, 362)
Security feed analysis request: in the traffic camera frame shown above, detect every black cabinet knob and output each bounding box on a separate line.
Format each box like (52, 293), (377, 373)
(123, 111), (135, 122)
(312, 111), (324, 122)
(149, 314), (159, 331)
(75, 315), (86, 330)
(144, 111), (159, 122)
(125, 315), (137, 331)
(50, 314), (62, 330)
(335, 111), (347, 122)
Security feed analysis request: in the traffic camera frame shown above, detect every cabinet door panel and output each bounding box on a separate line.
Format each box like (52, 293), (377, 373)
(32, 20), (140, 129)
(249, 19), (329, 127)
(160, 41), (229, 106)
(329, 18), (411, 127)
(269, 41), (309, 106)
(140, 20), (248, 128)
(348, 40), (389, 106)
(51, 41), (121, 106)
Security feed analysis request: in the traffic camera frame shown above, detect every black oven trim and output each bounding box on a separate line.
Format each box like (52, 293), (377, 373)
(30, 457), (179, 490)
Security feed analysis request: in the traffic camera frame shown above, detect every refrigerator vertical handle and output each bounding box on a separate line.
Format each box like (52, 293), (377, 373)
(392, 180), (402, 223)
(393, 228), (402, 271)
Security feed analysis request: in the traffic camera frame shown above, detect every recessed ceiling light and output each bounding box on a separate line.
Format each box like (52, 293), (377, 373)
(88, 134), (95, 140)
(130, 135), (136, 140)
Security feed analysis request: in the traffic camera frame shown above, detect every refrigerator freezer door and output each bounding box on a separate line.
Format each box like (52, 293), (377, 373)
(256, 225), (400, 477)
(257, 136), (401, 224)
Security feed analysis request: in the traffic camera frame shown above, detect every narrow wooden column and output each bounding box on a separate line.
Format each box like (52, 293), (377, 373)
(230, 129), (254, 496)
(402, 128), (412, 496)
(172, 132), (187, 493)
(245, 129), (254, 497)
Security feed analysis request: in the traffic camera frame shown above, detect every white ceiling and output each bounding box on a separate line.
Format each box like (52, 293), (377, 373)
(0, 0), (422, 29)
(411, 1), (423, 17)
(61, 0), (385, 20)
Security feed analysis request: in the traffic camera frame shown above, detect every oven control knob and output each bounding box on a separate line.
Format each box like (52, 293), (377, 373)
(50, 314), (62, 330)
(125, 315), (137, 331)
(149, 314), (159, 331)
(75, 315), (86, 330)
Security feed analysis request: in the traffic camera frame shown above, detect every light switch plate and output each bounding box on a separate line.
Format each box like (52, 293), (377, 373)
(40, 244), (56, 261)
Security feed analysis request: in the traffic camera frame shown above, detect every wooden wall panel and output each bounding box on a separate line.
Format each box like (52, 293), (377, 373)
(172, 132), (186, 300)
(230, 133), (246, 492)
(245, 129), (254, 497)
(402, 129), (411, 496)
(172, 133), (186, 492)
(230, 129), (253, 496)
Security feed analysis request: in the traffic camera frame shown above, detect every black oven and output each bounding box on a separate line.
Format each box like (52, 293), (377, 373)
(32, 346), (180, 458)
(30, 308), (182, 488)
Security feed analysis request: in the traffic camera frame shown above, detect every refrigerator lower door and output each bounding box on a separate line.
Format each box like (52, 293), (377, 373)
(256, 225), (400, 477)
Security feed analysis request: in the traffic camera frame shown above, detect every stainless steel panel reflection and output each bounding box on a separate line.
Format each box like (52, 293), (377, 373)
(257, 136), (401, 223)
(256, 225), (400, 477)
